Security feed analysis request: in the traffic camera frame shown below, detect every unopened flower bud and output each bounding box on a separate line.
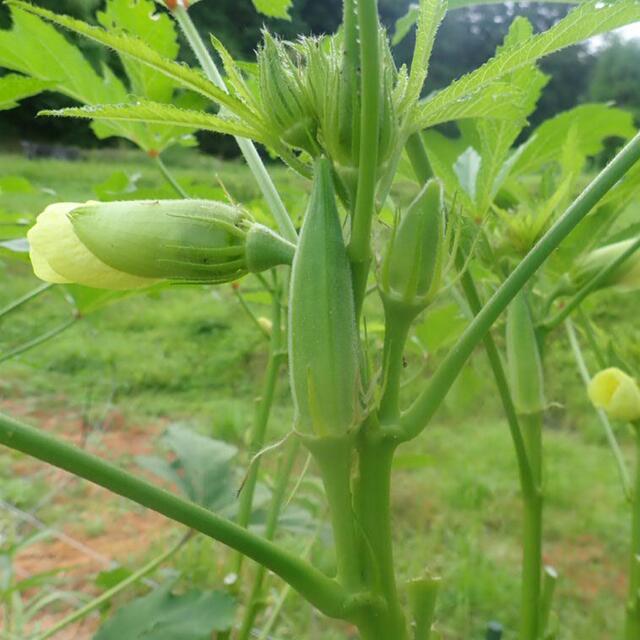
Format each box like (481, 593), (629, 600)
(572, 238), (640, 293)
(28, 200), (294, 290)
(381, 180), (446, 312)
(588, 367), (640, 423)
(258, 34), (317, 156)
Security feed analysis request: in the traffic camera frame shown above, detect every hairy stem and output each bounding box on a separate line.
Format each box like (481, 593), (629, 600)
(172, 6), (297, 243)
(0, 412), (348, 619)
(400, 129), (640, 442)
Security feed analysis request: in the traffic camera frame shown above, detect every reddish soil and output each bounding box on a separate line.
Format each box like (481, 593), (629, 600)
(0, 398), (177, 638)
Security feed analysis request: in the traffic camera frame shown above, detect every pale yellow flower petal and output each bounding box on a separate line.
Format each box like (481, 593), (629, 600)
(588, 368), (640, 423)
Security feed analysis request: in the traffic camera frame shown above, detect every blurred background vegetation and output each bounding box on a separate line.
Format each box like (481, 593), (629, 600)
(1, 0), (638, 154)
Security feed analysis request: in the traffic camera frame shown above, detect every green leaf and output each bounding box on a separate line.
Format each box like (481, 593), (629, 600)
(414, 0), (640, 132)
(0, 74), (51, 110)
(252, 0), (292, 20)
(63, 285), (148, 315)
(415, 303), (469, 352)
(510, 103), (636, 177)
(93, 584), (236, 640)
(403, 0), (447, 110)
(138, 424), (239, 510)
(97, 0), (179, 104)
(7, 2), (255, 122)
(416, 81), (526, 129)
(41, 101), (265, 141)
(392, 4), (420, 46)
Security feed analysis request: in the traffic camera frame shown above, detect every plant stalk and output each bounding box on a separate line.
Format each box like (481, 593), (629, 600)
(172, 6), (297, 244)
(349, 0), (381, 318)
(0, 411), (349, 619)
(236, 437), (300, 640)
(0, 283), (53, 322)
(153, 155), (190, 198)
(565, 319), (631, 499)
(400, 129), (640, 442)
(0, 317), (78, 365)
(233, 283), (285, 576)
(355, 432), (409, 639)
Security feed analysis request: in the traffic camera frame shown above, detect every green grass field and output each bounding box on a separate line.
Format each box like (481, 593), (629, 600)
(1, 150), (639, 639)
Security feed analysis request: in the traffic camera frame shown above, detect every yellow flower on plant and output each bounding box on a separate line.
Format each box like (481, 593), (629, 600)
(588, 367), (640, 423)
(27, 200), (296, 291)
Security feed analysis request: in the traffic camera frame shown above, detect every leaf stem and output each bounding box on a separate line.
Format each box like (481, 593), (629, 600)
(0, 317), (78, 365)
(399, 129), (640, 442)
(172, 6), (297, 244)
(0, 412), (349, 619)
(626, 423), (640, 640)
(0, 283), (53, 322)
(153, 155), (190, 198)
(236, 437), (300, 640)
(36, 532), (192, 640)
(565, 319), (632, 499)
(234, 283), (285, 575)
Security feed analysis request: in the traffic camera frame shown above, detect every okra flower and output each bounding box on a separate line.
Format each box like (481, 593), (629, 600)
(28, 200), (295, 290)
(588, 368), (640, 423)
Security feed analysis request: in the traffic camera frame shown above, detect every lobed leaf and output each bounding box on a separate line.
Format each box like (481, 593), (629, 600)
(252, 0), (293, 20)
(392, 4), (421, 46)
(6, 1), (256, 123)
(41, 101), (266, 142)
(403, 0), (448, 111)
(416, 81), (527, 129)
(0, 74), (51, 111)
(415, 0), (640, 131)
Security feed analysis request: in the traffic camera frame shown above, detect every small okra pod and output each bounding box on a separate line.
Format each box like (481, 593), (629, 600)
(288, 158), (360, 436)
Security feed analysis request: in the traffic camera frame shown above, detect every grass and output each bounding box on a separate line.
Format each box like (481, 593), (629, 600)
(0, 149), (639, 639)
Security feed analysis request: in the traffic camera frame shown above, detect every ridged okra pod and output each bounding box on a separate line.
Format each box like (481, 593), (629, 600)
(288, 159), (360, 436)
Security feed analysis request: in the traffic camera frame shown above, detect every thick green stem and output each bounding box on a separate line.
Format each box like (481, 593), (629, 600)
(348, 0), (381, 318)
(234, 286), (285, 575)
(355, 433), (409, 639)
(0, 412), (348, 619)
(172, 6), (297, 244)
(400, 129), (640, 442)
(154, 155), (189, 198)
(626, 426), (640, 640)
(520, 484), (543, 640)
(307, 435), (363, 591)
(0, 283), (53, 322)
(236, 438), (300, 640)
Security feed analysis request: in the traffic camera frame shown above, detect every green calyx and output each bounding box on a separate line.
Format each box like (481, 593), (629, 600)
(381, 179), (446, 314)
(70, 200), (293, 284)
(288, 158), (360, 437)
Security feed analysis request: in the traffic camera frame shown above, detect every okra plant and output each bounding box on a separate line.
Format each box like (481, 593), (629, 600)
(1, 0), (640, 638)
